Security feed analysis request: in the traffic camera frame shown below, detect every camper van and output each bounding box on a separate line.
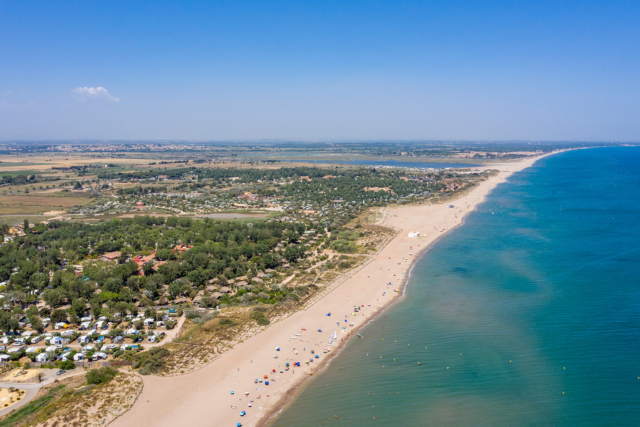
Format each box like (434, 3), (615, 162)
(92, 352), (108, 361)
(81, 344), (95, 353)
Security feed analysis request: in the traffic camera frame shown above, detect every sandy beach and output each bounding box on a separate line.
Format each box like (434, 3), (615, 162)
(110, 154), (554, 427)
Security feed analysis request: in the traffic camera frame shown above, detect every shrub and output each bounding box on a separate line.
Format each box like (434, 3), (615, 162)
(218, 318), (235, 327)
(130, 347), (170, 373)
(165, 319), (177, 330)
(86, 367), (118, 385)
(250, 310), (270, 326)
(58, 360), (75, 370)
(338, 260), (354, 269)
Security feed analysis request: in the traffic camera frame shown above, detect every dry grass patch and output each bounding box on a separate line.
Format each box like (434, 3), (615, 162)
(0, 195), (91, 215)
(32, 372), (143, 427)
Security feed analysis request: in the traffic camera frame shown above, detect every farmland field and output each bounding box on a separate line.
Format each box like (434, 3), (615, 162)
(0, 195), (91, 214)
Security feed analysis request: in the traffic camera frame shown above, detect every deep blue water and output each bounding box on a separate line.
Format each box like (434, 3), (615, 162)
(270, 147), (640, 427)
(292, 159), (481, 169)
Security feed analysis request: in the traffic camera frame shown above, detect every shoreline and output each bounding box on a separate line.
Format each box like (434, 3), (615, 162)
(110, 150), (565, 427)
(258, 149), (564, 426)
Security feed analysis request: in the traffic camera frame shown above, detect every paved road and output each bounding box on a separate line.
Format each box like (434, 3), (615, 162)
(0, 369), (87, 417)
(0, 382), (41, 417)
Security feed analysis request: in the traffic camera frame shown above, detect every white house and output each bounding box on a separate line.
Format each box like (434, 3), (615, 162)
(78, 335), (91, 344)
(81, 345), (95, 353)
(36, 353), (48, 362)
(73, 353), (85, 361)
(92, 352), (108, 361)
(0, 354), (10, 362)
(26, 347), (39, 354)
(30, 336), (41, 344)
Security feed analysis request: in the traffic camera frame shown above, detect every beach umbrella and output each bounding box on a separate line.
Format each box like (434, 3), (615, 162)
(230, 391), (235, 395)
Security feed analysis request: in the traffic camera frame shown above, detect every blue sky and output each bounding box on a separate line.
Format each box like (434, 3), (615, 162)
(1, 0), (639, 141)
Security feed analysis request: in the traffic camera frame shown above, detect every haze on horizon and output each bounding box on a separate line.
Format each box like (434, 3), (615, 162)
(1, 1), (639, 142)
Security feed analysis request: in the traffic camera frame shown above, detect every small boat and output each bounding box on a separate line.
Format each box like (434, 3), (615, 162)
(357, 333), (364, 338)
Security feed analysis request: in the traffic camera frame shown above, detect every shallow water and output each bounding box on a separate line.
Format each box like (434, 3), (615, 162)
(270, 147), (640, 427)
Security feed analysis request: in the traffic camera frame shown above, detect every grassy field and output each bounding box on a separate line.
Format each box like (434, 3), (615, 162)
(0, 195), (91, 215)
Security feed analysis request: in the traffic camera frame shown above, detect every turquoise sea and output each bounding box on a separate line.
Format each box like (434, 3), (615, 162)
(270, 147), (640, 427)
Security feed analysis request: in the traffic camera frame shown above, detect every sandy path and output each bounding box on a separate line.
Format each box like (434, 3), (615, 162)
(111, 154), (553, 427)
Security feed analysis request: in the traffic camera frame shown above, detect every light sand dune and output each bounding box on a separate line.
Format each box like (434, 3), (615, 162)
(110, 154), (555, 427)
